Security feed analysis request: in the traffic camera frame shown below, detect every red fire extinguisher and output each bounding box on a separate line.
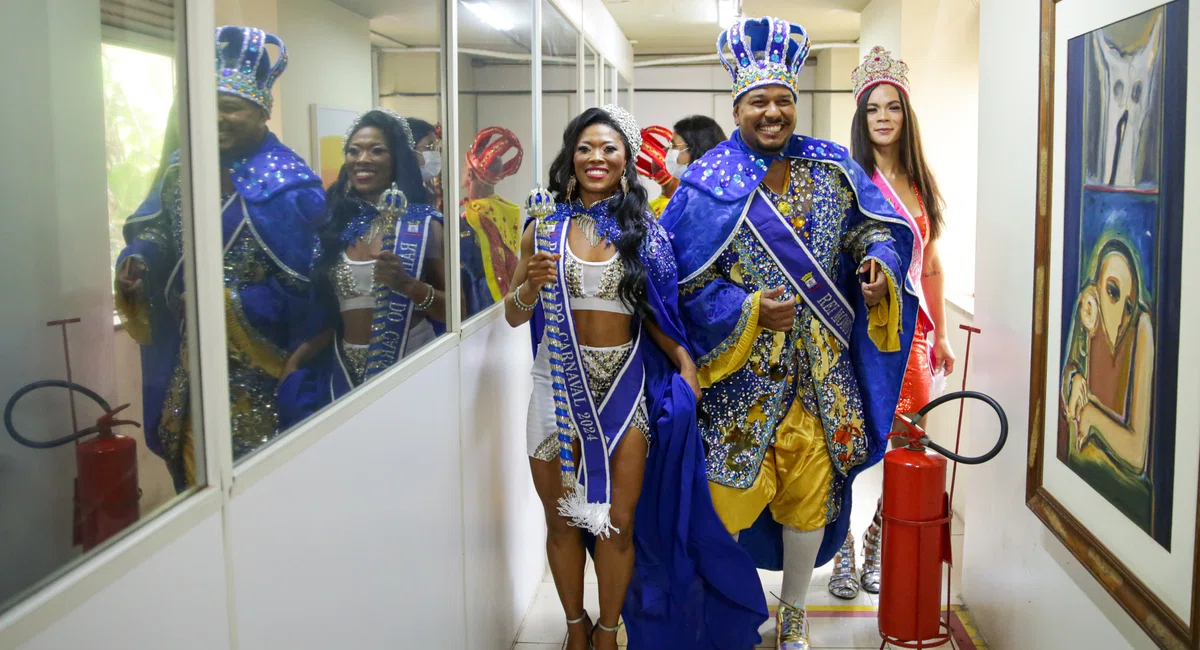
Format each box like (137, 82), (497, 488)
(5, 380), (142, 551)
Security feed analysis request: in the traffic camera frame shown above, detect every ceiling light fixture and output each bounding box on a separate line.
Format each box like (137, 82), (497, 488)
(716, 0), (740, 28)
(463, 0), (515, 31)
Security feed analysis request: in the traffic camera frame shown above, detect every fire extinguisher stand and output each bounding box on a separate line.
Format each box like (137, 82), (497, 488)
(877, 325), (1009, 649)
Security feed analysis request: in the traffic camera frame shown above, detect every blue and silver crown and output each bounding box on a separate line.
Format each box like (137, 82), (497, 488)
(525, 186), (556, 219)
(215, 25), (288, 115)
(718, 16), (811, 102)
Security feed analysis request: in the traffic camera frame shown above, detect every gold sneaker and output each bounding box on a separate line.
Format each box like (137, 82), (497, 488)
(777, 602), (811, 650)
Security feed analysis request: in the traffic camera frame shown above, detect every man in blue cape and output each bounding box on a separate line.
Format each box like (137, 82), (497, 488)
(659, 16), (918, 649)
(115, 26), (325, 489)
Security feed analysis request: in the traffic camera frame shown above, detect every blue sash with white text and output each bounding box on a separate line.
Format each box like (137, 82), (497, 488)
(743, 188), (855, 346)
(535, 215), (645, 536)
(364, 209), (433, 380)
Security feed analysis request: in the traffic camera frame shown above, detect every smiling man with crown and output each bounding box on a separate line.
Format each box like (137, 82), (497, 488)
(115, 26), (326, 489)
(659, 17), (919, 649)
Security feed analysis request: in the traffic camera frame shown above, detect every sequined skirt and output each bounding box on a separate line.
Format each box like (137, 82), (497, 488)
(340, 339), (370, 386)
(527, 339), (650, 462)
(895, 320), (932, 416)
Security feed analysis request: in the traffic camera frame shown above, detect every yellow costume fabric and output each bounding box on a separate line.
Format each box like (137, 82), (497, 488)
(708, 399), (835, 534)
(649, 195), (671, 219)
(463, 196), (522, 302)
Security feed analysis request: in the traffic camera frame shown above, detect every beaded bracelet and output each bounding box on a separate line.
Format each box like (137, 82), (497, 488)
(414, 283), (436, 311)
(512, 286), (538, 311)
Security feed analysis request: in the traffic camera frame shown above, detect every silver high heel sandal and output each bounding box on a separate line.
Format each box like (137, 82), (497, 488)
(828, 532), (861, 599)
(590, 620), (621, 650)
(861, 503), (883, 594)
(566, 612), (593, 650)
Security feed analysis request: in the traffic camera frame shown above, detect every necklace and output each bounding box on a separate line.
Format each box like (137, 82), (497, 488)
(574, 214), (605, 247)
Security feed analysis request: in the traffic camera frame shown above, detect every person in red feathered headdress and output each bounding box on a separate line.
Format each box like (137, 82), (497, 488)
(635, 126), (678, 218)
(460, 126), (524, 317)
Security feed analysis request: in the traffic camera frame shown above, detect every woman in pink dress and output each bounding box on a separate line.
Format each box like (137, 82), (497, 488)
(827, 46), (957, 600)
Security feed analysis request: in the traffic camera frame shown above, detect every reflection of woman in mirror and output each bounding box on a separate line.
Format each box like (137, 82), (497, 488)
(825, 47), (957, 601)
(460, 126), (524, 318)
(409, 118), (444, 213)
(277, 109), (446, 423)
(1061, 240), (1154, 475)
(506, 106), (764, 649)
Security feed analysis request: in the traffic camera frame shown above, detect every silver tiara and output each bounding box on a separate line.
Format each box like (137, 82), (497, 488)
(345, 108), (416, 150)
(599, 104), (641, 159)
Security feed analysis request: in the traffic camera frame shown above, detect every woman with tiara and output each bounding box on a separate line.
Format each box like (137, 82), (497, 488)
(506, 105), (765, 650)
(278, 109), (447, 421)
(826, 46), (957, 601)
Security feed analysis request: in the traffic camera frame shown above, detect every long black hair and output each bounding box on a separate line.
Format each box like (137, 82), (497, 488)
(673, 115), (726, 162)
(850, 84), (946, 241)
(547, 107), (652, 322)
(322, 110), (428, 248)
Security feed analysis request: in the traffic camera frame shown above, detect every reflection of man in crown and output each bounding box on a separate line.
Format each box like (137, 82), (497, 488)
(115, 26), (326, 489)
(636, 126), (678, 217)
(460, 126), (524, 317)
(659, 17), (918, 649)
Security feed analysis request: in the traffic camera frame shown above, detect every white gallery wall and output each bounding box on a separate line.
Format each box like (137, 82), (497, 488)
(963, 0), (1162, 648)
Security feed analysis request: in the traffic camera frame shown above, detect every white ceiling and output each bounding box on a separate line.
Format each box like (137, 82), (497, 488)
(604, 0), (870, 55)
(332, 0), (868, 56)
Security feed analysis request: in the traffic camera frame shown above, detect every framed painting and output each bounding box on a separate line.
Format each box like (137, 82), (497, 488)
(1027, 0), (1200, 647)
(309, 104), (360, 189)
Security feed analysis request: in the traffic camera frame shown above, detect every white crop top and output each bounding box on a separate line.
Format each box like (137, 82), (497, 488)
(331, 253), (377, 312)
(564, 246), (632, 315)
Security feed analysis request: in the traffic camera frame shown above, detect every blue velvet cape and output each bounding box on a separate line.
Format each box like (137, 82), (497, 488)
(117, 132), (325, 488)
(527, 198), (768, 648)
(659, 131), (918, 569)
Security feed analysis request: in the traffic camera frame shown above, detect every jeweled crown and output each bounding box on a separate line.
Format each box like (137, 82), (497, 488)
(719, 16), (811, 102)
(525, 186), (556, 219)
(215, 26), (287, 115)
(599, 105), (642, 159)
(852, 46), (911, 103)
(636, 126), (673, 186)
(467, 126), (524, 186)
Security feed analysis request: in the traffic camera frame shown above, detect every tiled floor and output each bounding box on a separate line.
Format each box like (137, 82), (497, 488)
(511, 559), (984, 649)
(513, 466), (982, 649)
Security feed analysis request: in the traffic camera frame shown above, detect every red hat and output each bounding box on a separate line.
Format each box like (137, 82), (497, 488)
(466, 126), (523, 186)
(636, 126), (673, 186)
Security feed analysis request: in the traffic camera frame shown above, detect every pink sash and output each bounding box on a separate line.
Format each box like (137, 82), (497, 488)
(871, 170), (935, 338)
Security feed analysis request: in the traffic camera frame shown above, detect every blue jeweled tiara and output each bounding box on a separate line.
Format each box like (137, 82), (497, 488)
(215, 25), (288, 115)
(718, 16), (811, 102)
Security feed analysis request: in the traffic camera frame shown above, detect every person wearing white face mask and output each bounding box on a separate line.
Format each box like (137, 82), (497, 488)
(409, 118), (444, 212)
(667, 115), (727, 182)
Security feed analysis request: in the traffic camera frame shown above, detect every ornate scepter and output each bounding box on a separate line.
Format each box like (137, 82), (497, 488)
(525, 187), (577, 490)
(370, 182), (408, 306)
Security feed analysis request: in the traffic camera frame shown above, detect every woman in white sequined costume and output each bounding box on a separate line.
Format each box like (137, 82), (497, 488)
(506, 105), (733, 650)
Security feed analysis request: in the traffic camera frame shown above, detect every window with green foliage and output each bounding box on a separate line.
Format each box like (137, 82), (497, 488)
(101, 43), (175, 288)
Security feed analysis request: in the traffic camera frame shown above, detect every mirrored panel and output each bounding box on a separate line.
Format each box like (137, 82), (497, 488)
(0, 0), (205, 613)
(457, 0), (533, 320)
(542, 1), (578, 184)
(215, 0), (451, 466)
(585, 45), (598, 109)
(618, 73), (632, 111)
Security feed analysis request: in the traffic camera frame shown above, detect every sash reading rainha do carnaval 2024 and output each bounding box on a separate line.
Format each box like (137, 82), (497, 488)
(530, 199), (645, 537)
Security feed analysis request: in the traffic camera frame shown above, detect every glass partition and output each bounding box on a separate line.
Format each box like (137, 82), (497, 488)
(457, 0), (533, 320)
(585, 45), (598, 109)
(0, 0), (205, 614)
(542, 1), (579, 184)
(216, 0), (451, 466)
(618, 73), (632, 111)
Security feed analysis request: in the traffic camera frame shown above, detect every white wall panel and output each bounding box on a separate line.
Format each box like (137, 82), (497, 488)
(16, 514), (231, 650)
(459, 319), (544, 650)
(230, 349), (465, 649)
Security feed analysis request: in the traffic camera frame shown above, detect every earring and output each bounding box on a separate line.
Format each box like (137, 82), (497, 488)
(620, 176), (630, 194)
(566, 176), (577, 199)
